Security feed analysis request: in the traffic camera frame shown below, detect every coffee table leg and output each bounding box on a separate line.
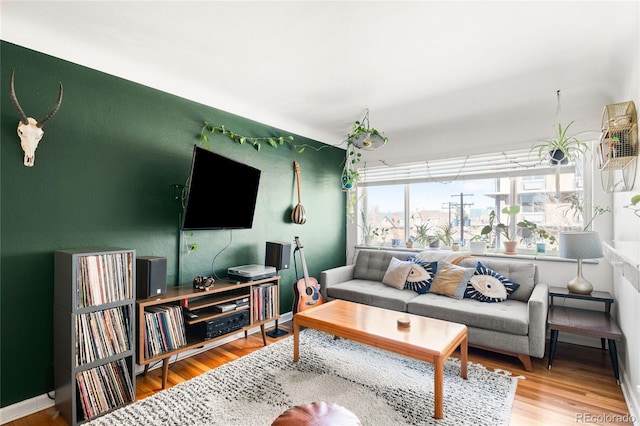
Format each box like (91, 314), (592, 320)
(460, 334), (468, 380)
(434, 357), (444, 419)
(293, 317), (300, 362)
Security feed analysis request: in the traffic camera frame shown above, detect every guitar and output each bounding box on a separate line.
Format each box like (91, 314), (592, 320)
(293, 236), (324, 313)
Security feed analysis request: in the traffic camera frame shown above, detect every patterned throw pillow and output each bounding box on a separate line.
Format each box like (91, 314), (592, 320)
(464, 261), (521, 302)
(430, 261), (475, 299)
(404, 257), (438, 294)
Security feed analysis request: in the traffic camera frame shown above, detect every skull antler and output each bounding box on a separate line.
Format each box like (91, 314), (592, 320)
(9, 69), (64, 167)
(9, 69), (29, 126)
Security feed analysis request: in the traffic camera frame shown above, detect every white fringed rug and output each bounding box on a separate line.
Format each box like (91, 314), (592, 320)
(86, 329), (519, 426)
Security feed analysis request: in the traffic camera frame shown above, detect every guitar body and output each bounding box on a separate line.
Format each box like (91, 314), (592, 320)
(292, 236), (324, 314)
(294, 275), (324, 313)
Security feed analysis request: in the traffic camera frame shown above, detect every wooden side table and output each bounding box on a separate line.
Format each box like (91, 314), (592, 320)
(547, 286), (622, 384)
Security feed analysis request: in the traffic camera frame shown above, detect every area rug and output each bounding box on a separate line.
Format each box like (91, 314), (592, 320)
(86, 329), (519, 425)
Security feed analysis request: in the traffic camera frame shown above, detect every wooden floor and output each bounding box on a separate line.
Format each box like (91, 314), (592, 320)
(10, 322), (631, 426)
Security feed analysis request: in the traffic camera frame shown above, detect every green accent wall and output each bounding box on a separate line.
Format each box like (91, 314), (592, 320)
(0, 41), (346, 407)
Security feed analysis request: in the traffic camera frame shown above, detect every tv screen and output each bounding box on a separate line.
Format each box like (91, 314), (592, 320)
(181, 146), (261, 230)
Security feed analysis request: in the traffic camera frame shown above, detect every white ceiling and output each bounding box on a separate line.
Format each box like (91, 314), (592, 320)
(2, 1), (639, 165)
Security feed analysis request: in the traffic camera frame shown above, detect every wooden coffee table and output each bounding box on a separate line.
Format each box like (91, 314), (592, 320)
(293, 300), (468, 419)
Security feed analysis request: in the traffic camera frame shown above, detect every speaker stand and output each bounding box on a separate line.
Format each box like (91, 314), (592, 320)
(266, 319), (288, 338)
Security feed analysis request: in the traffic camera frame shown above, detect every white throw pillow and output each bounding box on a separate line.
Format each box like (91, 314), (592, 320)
(382, 257), (413, 289)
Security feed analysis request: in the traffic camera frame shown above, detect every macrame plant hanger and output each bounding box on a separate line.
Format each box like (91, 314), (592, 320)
(553, 90), (562, 196)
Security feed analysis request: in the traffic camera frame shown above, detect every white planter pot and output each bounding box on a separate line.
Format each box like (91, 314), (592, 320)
(470, 241), (486, 255)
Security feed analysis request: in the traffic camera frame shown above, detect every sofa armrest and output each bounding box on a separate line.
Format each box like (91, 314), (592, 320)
(527, 282), (549, 358)
(320, 265), (356, 301)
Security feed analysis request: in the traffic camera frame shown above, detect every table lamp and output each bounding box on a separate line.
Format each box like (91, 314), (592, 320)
(559, 231), (604, 294)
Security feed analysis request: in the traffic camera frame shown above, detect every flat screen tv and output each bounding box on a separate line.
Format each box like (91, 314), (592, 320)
(181, 146), (261, 230)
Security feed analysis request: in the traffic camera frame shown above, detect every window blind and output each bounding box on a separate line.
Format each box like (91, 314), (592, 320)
(358, 148), (576, 186)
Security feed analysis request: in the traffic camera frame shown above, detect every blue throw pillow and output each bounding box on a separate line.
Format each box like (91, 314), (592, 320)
(404, 257), (438, 294)
(464, 261), (520, 302)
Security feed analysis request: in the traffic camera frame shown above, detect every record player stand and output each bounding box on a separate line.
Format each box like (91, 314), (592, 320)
(137, 276), (280, 388)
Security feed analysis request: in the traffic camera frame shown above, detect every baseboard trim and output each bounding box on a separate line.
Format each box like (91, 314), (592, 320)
(619, 363), (639, 426)
(0, 314), (293, 424)
(0, 393), (55, 424)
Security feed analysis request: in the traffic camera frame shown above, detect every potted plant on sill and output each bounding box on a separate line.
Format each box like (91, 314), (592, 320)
(481, 206), (521, 254)
(413, 222), (432, 248)
(469, 235), (488, 255)
(359, 210), (375, 245)
(372, 226), (390, 247)
(437, 223), (455, 250)
(517, 219), (557, 254)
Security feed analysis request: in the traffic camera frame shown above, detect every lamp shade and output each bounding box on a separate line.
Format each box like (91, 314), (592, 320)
(559, 231), (604, 259)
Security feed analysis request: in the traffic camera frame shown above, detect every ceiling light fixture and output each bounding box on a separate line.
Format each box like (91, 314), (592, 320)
(349, 109), (388, 151)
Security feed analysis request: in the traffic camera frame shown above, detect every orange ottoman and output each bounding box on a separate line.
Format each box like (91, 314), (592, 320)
(271, 401), (361, 426)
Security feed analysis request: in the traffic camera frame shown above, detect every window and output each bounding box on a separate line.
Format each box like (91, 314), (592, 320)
(357, 148), (587, 253)
(521, 194), (546, 213)
(360, 186), (405, 245)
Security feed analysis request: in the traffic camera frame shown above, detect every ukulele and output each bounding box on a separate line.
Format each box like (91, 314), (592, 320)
(293, 236), (324, 313)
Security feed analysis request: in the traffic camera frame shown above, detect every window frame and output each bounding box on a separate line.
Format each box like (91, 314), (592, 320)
(356, 147), (594, 254)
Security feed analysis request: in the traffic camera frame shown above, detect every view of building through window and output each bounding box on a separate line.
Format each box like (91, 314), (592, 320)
(359, 170), (584, 253)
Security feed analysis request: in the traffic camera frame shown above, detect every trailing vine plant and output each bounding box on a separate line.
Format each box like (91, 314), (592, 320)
(200, 121), (295, 151)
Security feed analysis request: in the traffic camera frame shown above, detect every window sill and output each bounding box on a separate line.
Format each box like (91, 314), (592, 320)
(354, 245), (598, 263)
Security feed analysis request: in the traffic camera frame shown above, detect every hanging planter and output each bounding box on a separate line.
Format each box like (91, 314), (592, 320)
(549, 149), (569, 166)
(532, 121), (590, 166)
(341, 144), (360, 191)
(341, 110), (388, 192)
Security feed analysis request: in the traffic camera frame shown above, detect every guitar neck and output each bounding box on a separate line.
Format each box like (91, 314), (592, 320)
(295, 237), (311, 285)
(300, 250), (310, 283)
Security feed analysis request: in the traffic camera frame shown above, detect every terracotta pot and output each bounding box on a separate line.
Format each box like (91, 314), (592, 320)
(503, 241), (518, 254)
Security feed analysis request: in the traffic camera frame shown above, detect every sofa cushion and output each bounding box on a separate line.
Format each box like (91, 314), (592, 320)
(382, 257), (414, 289)
(414, 250), (470, 264)
(404, 257), (438, 294)
(457, 258), (537, 302)
(430, 261), (475, 300)
(326, 279), (416, 312)
(407, 293), (529, 335)
(353, 250), (411, 282)
(464, 261), (520, 302)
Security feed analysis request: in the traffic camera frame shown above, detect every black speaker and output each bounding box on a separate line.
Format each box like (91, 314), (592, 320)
(136, 256), (167, 299)
(265, 241), (291, 271)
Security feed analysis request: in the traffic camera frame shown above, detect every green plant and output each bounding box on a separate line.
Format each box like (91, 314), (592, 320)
(481, 206), (521, 242)
(341, 113), (388, 191)
(582, 205), (611, 231)
(371, 226), (390, 241)
(341, 165), (360, 190)
(413, 223), (432, 246)
(359, 210), (375, 240)
(200, 122), (295, 152)
(563, 192), (584, 222)
(183, 231), (198, 254)
(531, 121), (590, 163)
(347, 119), (389, 147)
(436, 223), (455, 246)
(624, 194), (640, 217)
(517, 220), (557, 245)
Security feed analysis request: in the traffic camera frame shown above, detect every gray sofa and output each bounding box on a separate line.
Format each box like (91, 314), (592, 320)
(320, 249), (549, 371)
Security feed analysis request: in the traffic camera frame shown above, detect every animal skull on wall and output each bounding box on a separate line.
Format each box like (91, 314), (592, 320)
(9, 69), (64, 167)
